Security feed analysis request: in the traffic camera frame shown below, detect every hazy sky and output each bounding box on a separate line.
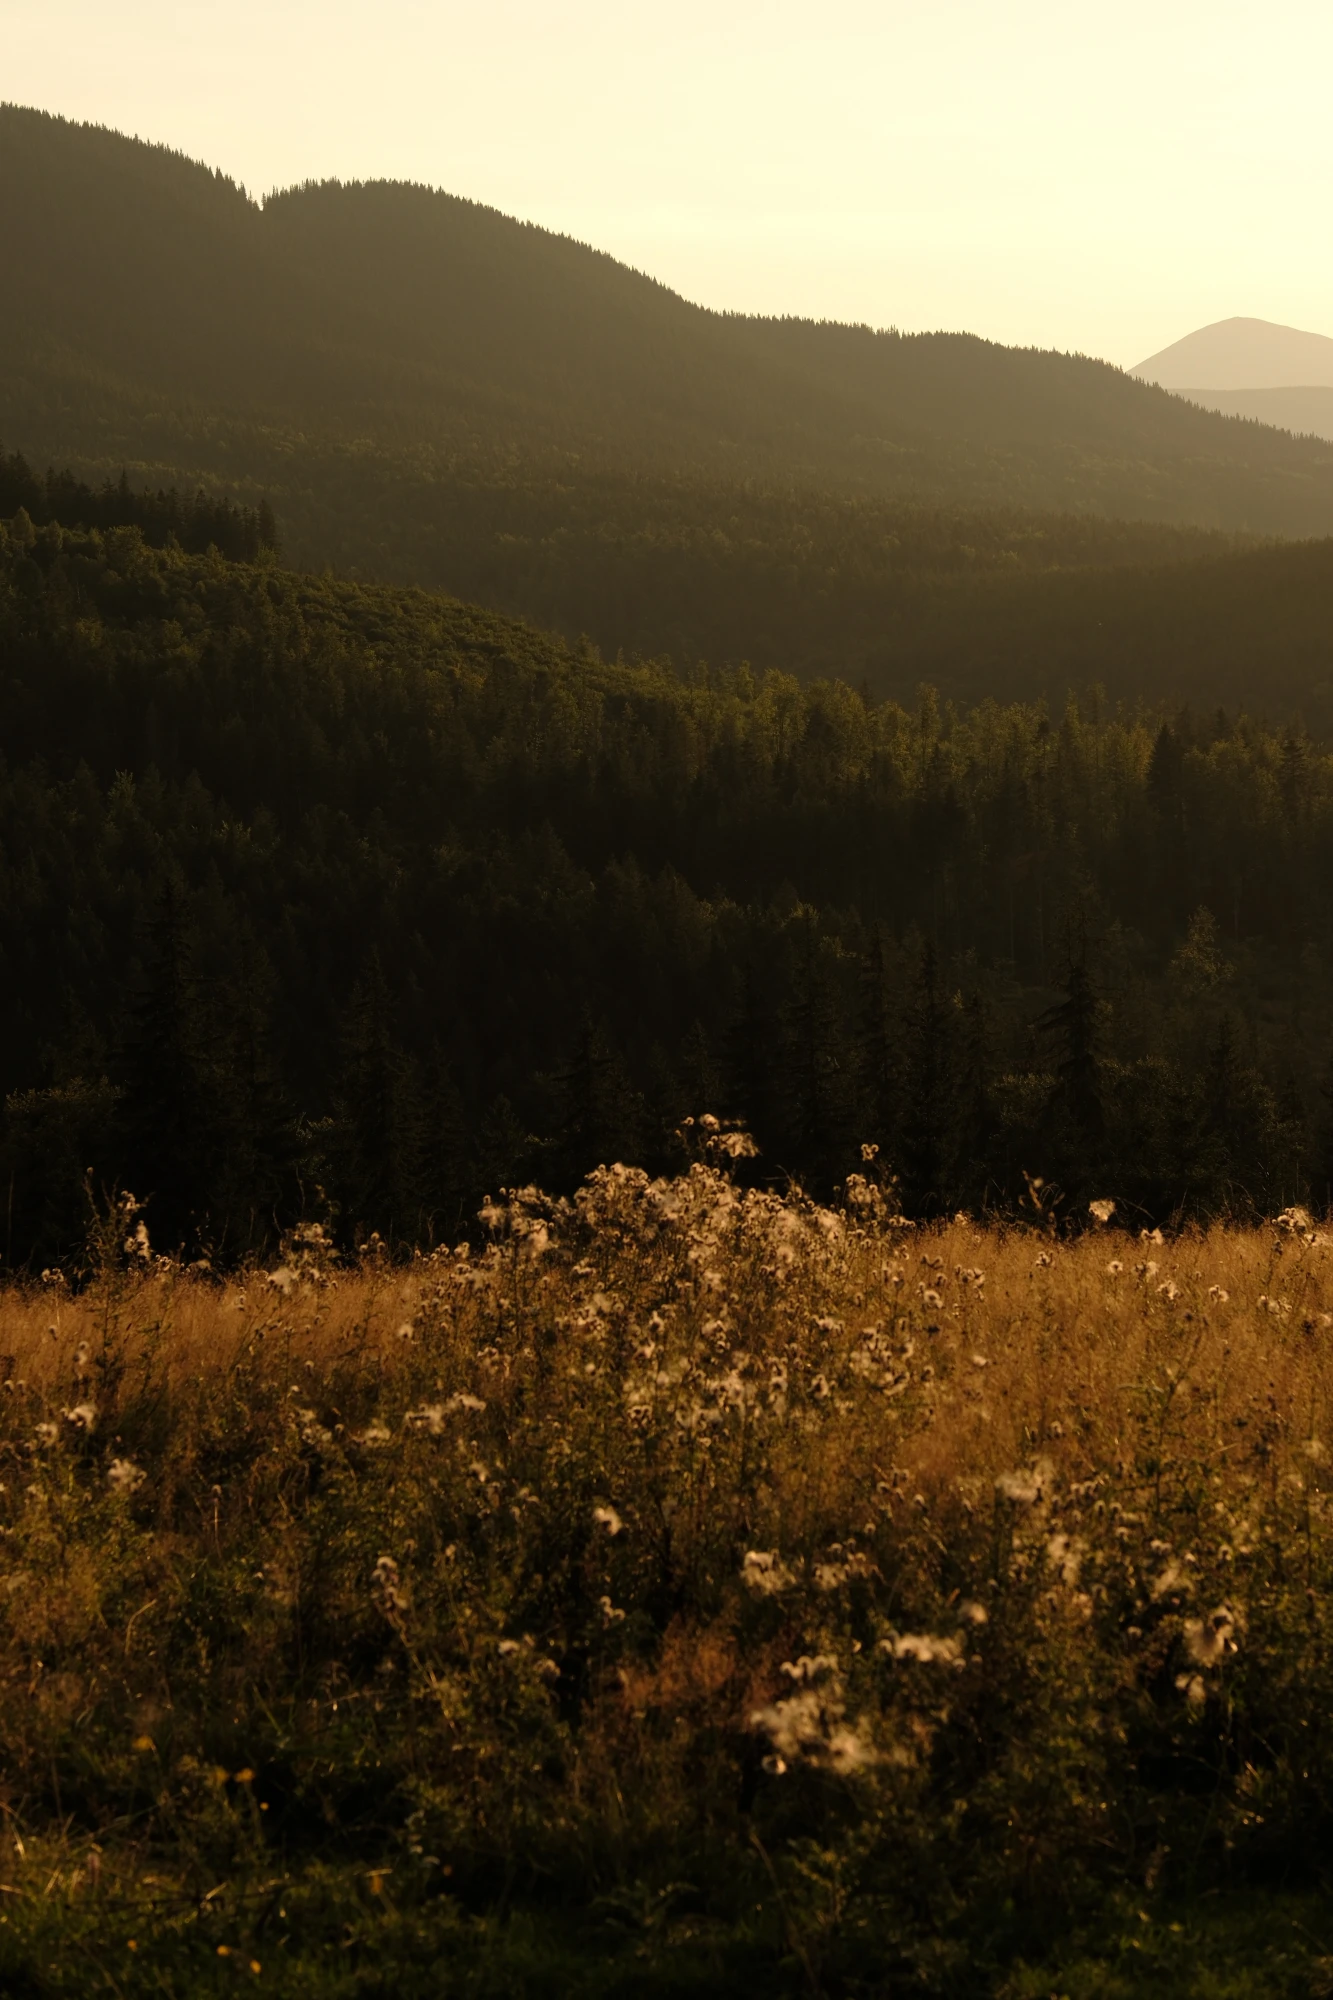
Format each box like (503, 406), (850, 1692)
(6, 0), (1332, 367)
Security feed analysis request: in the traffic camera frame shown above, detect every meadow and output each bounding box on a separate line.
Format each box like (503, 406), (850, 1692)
(2, 1152), (1333, 1995)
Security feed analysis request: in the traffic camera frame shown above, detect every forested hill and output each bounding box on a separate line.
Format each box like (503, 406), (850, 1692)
(5, 510), (1333, 1266)
(8, 101), (1333, 655)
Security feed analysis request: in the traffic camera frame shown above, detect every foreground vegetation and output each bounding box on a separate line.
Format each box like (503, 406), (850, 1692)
(3, 1163), (1333, 1993)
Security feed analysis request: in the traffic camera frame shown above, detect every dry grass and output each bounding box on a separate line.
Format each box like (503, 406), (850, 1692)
(2, 1171), (1332, 1993)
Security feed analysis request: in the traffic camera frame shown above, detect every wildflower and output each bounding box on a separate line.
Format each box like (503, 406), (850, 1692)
(1175, 1672), (1207, 1709)
(404, 1405), (447, 1435)
(1258, 1294), (1290, 1316)
(1208, 1285), (1229, 1303)
(266, 1266), (296, 1295)
(1089, 1199), (1115, 1224)
(598, 1595), (626, 1628)
(742, 1550), (794, 1596)
(1046, 1532), (1085, 1586)
(969, 1352), (989, 1368)
(33, 1422), (58, 1446)
(920, 1287), (943, 1310)
(881, 1633), (964, 1666)
(958, 1600), (989, 1626)
(497, 1639), (522, 1657)
(370, 1555), (407, 1614)
(1184, 1605), (1237, 1667)
(107, 1458), (145, 1494)
(996, 1460), (1053, 1506)
(63, 1402), (97, 1434)
(1157, 1280), (1180, 1303)
(1276, 1206), (1314, 1235)
(1150, 1559), (1189, 1601)
(592, 1505), (624, 1536)
(73, 1343), (90, 1372)
(124, 1219), (151, 1260)
(1140, 1228), (1165, 1246)
(355, 1421), (393, 1448)
(1033, 1250), (1053, 1269)
(752, 1656), (876, 1784)
(1106, 1259), (1123, 1276)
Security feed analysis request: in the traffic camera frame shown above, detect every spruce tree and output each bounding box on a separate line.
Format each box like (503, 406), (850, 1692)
(331, 952), (410, 1245)
(896, 943), (960, 1216)
(116, 885), (226, 1253)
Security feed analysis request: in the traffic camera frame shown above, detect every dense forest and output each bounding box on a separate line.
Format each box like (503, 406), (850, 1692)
(3, 506), (1333, 1267)
(0, 447), (277, 561)
(8, 103), (1333, 708)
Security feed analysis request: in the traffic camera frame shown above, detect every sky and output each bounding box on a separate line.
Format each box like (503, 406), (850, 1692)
(5, 0), (1333, 368)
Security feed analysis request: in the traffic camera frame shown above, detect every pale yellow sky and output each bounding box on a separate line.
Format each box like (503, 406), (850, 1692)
(5, 0), (1332, 367)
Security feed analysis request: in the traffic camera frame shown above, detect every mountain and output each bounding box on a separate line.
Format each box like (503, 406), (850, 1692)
(1133, 316), (1333, 391)
(8, 111), (1333, 561)
(1132, 317), (1333, 441)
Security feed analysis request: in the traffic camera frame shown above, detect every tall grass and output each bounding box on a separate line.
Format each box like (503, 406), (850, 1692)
(2, 1168), (1332, 1995)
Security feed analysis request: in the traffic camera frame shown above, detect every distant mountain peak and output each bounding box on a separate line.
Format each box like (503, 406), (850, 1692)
(1133, 315), (1333, 390)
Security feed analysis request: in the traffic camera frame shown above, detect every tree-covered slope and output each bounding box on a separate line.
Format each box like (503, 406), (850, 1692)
(5, 511), (1333, 1263)
(8, 101), (1333, 609)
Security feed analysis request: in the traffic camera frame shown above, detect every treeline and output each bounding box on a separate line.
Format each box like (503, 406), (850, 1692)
(2, 513), (1332, 1265)
(0, 446), (276, 560)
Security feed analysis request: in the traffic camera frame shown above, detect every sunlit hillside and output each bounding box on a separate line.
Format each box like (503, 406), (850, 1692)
(9, 103), (1333, 695)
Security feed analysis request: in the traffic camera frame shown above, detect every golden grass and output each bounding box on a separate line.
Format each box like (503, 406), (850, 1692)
(2, 1171), (1332, 1987)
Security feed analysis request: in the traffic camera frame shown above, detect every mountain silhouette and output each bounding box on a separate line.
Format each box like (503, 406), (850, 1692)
(1133, 316), (1333, 390)
(1133, 317), (1333, 440)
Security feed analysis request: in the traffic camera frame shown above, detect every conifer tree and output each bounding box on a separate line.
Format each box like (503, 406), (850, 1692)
(778, 915), (847, 1189)
(857, 925), (898, 1153)
(116, 885), (226, 1252)
(214, 935), (303, 1254)
(331, 952), (410, 1244)
(553, 1014), (646, 1184)
(896, 942), (960, 1216)
(724, 960), (776, 1154)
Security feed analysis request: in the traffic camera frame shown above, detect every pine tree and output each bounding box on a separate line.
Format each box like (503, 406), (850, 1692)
(404, 1046), (470, 1247)
(857, 925), (898, 1153)
(553, 1014), (646, 1185)
(213, 936), (302, 1255)
(724, 960), (775, 1153)
(116, 885), (227, 1252)
(896, 943), (959, 1216)
(1042, 957), (1104, 1142)
(778, 916), (847, 1189)
(331, 952), (410, 1245)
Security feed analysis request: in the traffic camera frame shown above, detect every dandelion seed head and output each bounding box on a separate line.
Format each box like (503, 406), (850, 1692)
(1184, 1605), (1237, 1667)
